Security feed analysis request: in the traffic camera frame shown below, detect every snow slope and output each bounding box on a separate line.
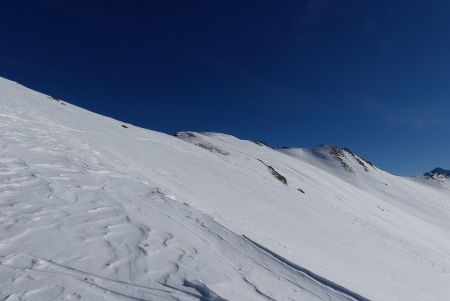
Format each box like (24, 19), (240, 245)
(1, 77), (450, 300)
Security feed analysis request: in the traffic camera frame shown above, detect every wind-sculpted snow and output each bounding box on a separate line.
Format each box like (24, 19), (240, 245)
(1, 77), (450, 300)
(0, 78), (367, 300)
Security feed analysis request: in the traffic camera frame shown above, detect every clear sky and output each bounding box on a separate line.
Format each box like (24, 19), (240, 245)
(1, 0), (449, 175)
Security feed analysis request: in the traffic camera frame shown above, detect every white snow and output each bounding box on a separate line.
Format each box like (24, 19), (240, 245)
(1, 77), (450, 300)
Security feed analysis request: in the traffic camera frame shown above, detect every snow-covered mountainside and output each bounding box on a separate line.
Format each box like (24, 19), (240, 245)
(1, 77), (450, 301)
(424, 168), (450, 184)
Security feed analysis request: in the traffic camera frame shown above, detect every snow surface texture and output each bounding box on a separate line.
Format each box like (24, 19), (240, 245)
(0, 77), (449, 300)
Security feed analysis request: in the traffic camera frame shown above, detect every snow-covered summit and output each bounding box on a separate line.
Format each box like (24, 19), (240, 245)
(422, 167), (450, 189)
(279, 144), (376, 176)
(425, 167), (450, 178)
(1, 77), (450, 301)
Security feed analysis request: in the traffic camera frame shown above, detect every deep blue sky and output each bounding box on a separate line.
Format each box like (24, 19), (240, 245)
(1, 0), (449, 175)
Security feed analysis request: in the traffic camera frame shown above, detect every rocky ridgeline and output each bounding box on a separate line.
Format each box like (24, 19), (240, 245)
(424, 168), (450, 179)
(319, 144), (374, 173)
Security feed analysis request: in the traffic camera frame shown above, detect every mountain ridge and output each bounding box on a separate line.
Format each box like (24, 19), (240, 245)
(1, 76), (450, 300)
(1, 76), (443, 178)
(425, 167), (450, 177)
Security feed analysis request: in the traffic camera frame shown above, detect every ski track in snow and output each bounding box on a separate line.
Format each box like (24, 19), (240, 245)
(0, 99), (361, 300)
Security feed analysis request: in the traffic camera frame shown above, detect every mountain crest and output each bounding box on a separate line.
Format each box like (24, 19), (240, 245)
(318, 144), (374, 173)
(424, 167), (450, 179)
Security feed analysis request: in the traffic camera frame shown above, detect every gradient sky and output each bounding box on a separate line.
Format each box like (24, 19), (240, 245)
(1, 0), (449, 175)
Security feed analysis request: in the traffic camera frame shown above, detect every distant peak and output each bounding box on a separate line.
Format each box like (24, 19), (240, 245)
(424, 168), (450, 178)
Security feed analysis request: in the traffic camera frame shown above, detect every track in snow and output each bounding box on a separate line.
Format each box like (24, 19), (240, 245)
(243, 236), (369, 301)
